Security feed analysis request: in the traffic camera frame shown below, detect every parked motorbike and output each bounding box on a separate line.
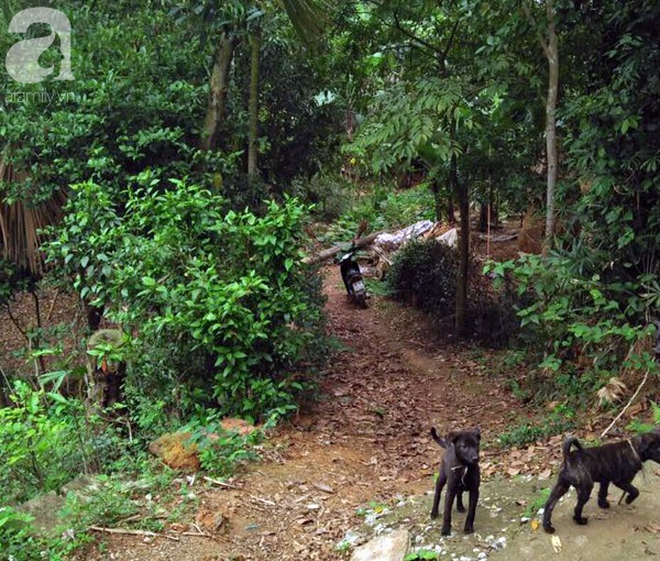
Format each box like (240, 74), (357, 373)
(339, 246), (367, 309)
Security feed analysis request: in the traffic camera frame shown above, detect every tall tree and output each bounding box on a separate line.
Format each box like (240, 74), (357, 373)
(201, 33), (238, 151)
(247, 25), (261, 182)
(197, 0), (329, 155)
(524, 0), (559, 252)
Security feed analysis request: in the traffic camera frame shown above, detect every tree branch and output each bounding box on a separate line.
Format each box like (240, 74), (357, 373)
(5, 302), (28, 341)
(438, 18), (461, 76)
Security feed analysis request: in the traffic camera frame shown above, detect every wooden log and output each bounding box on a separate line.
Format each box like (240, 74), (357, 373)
(303, 231), (383, 265)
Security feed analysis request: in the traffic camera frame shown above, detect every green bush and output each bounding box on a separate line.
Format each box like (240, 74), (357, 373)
(290, 171), (352, 221)
(0, 383), (75, 504)
(0, 507), (61, 561)
(486, 253), (659, 403)
(322, 183), (435, 244)
(46, 180), (327, 421)
(388, 239), (458, 320)
(497, 405), (576, 449)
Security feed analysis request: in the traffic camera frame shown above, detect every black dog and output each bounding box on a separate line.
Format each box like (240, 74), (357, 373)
(430, 427), (481, 536)
(543, 429), (660, 533)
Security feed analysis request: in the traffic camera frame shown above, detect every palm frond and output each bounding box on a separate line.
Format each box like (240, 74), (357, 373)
(278, 0), (330, 43)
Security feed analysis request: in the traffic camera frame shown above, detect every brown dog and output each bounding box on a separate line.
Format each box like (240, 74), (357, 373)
(543, 429), (660, 533)
(430, 427), (481, 536)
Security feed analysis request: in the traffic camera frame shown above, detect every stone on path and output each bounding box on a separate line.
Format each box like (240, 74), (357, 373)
(350, 529), (410, 561)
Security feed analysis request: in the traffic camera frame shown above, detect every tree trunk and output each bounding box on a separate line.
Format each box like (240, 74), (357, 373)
(302, 230), (385, 265)
(478, 183), (497, 232)
(247, 28), (261, 183)
(431, 180), (443, 223)
(451, 152), (469, 337)
(30, 290), (46, 375)
(447, 195), (456, 224)
(201, 34), (237, 152)
(543, 0), (559, 253)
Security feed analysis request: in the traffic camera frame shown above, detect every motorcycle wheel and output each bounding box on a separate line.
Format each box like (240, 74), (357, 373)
(355, 293), (368, 309)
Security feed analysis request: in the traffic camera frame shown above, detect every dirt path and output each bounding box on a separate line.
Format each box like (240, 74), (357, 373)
(79, 266), (538, 560)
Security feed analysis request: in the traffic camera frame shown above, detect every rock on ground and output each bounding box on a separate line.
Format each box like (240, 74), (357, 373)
(350, 529), (410, 561)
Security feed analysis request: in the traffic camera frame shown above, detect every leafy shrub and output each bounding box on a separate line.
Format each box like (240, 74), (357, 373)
(322, 183), (435, 244)
(0, 507), (64, 561)
(627, 402), (660, 434)
(387, 239), (518, 345)
(290, 171), (352, 221)
(46, 180), (327, 421)
(0, 383), (73, 504)
(186, 413), (266, 476)
(497, 405), (576, 448)
(388, 239), (458, 320)
(486, 253), (659, 403)
(0, 381), (155, 505)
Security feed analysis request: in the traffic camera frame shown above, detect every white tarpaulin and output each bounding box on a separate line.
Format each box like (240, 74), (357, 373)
(437, 227), (458, 248)
(374, 220), (434, 250)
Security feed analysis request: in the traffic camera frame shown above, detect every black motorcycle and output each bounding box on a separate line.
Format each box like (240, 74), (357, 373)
(339, 247), (367, 309)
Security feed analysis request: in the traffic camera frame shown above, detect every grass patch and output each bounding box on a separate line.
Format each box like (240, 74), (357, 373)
(523, 487), (551, 518)
(497, 406), (576, 449)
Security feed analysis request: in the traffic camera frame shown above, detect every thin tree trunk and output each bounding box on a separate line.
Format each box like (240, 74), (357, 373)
(247, 28), (261, 183)
(31, 290), (46, 375)
(543, 0), (559, 253)
(447, 196), (456, 224)
(201, 34), (237, 152)
(451, 152), (469, 337)
(431, 181), (443, 223)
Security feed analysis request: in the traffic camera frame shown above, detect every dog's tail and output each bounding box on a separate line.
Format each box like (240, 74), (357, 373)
(562, 436), (583, 459)
(430, 427), (447, 449)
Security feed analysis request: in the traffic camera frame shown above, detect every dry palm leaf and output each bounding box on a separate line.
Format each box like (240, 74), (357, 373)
(0, 146), (66, 276)
(597, 377), (628, 408)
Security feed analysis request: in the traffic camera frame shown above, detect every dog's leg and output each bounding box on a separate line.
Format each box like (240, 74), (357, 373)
(431, 470), (447, 519)
(573, 481), (593, 525)
(464, 485), (479, 534)
(441, 480), (457, 536)
(542, 480), (570, 534)
(614, 479), (640, 504)
(598, 481), (610, 509)
(456, 490), (466, 513)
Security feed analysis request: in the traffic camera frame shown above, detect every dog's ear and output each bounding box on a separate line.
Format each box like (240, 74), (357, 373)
(473, 427), (481, 442)
(447, 432), (460, 445)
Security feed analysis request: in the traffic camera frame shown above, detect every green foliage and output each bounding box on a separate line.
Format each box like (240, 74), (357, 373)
(43, 181), (121, 309)
(0, 380), (158, 505)
(627, 402), (660, 435)
(560, 2), (660, 273)
(0, 2), (213, 206)
(388, 239), (458, 320)
(291, 171), (352, 221)
(0, 507), (41, 561)
(322, 183), (435, 244)
(524, 487), (551, 519)
(405, 550), (439, 561)
(187, 414), (265, 476)
(497, 405), (576, 449)
(349, 77), (465, 174)
(486, 254), (659, 403)
(46, 179), (326, 420)
(0, 382), (73, 503)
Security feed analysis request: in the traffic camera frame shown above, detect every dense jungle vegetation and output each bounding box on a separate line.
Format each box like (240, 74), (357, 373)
(0, 0), (658, 558)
